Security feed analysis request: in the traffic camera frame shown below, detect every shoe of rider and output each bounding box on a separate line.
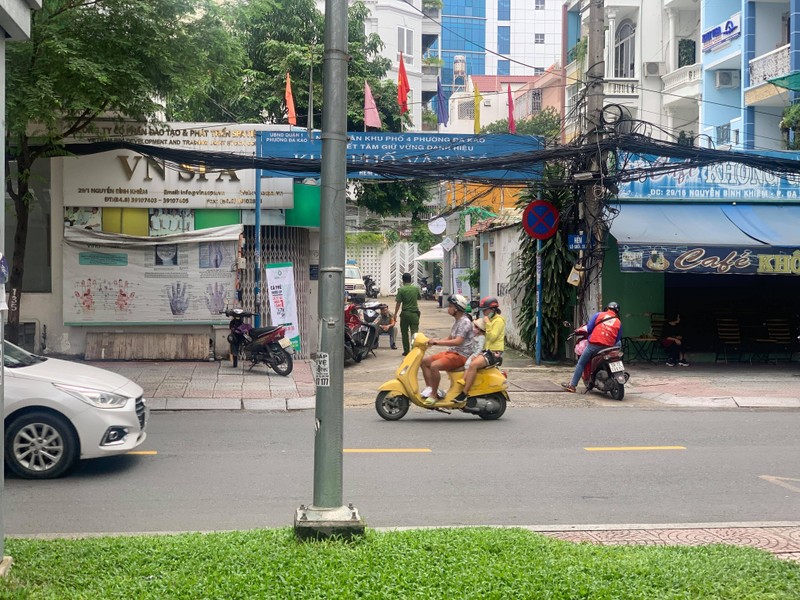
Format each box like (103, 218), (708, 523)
(421, 386), (433, 398)
(678, 360), (690, 367)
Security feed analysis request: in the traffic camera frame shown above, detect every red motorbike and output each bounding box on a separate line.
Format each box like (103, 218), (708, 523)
(568, 324), (629, 400)
(225, 308), (294, 375)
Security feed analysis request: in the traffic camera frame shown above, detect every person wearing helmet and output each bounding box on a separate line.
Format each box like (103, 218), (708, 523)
(420, 294), (474, 403)
(457, 297), (506, 401)
(562, 302), (623, 393)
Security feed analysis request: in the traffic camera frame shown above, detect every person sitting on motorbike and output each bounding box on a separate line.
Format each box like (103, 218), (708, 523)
(420, 294), (474, 403)
(562, 302), (623, 393)
(457, 297), (506, 402)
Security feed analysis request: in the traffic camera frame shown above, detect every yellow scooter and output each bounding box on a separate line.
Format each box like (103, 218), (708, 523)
(375, 332), (509, 420)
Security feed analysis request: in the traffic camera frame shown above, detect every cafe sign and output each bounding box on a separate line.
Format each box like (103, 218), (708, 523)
(619, 245), (800, 276)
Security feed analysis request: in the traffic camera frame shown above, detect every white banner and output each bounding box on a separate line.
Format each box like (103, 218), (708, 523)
(264, 262), (301, 351)
(452, 267), (473, 300)
(63, 225), (242, 325)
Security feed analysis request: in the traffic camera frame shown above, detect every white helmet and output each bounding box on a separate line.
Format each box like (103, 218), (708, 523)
(447, 294), (469, 312)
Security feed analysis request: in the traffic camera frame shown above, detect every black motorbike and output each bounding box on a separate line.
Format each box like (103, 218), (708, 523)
(364, 275), (379, 299)
(225, 308), (294, 376)
(345, 301), (382, 362)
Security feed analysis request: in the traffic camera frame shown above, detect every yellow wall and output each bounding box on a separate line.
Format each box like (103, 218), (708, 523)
(446, 183), (526, 212)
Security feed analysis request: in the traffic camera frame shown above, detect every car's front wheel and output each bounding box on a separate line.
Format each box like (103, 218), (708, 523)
(5, 411), (79, 479)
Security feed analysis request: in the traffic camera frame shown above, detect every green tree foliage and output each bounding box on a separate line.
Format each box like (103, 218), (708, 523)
(481, 106), (562, 142)
(5, 0), (231, 342)
(171, 0), (431, 219)
(510, 164), (576, 359)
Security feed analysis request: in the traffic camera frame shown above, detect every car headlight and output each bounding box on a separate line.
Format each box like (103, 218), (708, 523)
(53, 384), (130, 409)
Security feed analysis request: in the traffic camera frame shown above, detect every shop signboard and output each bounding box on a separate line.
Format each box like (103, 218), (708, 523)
(702, 12), (741, 53)
(617, 153), (800, 202)
(619, 244), (800, 275)
(63, 123), (294, 209)
(63, 225), (242, 325)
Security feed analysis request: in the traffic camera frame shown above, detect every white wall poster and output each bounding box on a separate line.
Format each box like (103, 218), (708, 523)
(264, 262), (301, 352)
(63, 225), (242, 325)
(452, 267), (472, 300)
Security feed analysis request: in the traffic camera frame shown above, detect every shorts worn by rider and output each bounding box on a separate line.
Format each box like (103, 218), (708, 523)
(429, 350), (467, 371)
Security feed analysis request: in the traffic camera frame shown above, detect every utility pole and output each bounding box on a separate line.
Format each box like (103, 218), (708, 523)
(581, 0), (606, 317)
(294, 0), (365, 539)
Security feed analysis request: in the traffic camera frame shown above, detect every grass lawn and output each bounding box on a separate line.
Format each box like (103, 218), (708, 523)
(0, 527), (798, 599)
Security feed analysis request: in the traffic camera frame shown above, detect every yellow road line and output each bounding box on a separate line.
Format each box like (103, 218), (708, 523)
(584, 446), (686, 452)
(127, 450), (158, 455)
(343, 448), (431, 453)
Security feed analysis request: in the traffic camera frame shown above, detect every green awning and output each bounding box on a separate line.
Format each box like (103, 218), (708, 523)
(768, 72), (800, 91)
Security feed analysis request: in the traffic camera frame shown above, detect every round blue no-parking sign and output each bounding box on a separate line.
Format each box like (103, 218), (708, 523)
(522, 200), (559, 240)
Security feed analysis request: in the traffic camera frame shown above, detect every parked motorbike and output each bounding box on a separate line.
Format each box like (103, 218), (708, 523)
(375, 331), (508, 420)
(419, 276), (434, 301)
(567, 322), (629, 400)
(225, 308), (294, 376)
(344, 301), (381, 362)
(363, 275), (379, 299)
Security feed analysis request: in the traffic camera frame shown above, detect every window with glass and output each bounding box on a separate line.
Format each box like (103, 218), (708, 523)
(614, 20), (636, 78)
(398, 27), (414, 64)
(534, 33), (545, 44)
(498, 0), (510, 21)
(498, 26), (510, 54)
(497, 59), (510, 75)
(535, 0), (545, 8)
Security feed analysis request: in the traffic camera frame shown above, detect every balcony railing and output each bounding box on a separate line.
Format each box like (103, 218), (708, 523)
(663, 63), (701, 90)
(604, 78), (638, 97)
(749, 44), (789, 87)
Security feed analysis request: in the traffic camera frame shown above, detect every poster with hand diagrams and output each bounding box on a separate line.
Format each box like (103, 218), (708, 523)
(63, 225), (242, 325)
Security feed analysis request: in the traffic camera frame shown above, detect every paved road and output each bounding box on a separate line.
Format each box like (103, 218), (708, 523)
(6, 408), (799, 538)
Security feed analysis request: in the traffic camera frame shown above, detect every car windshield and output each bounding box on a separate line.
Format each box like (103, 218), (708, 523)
(345, 267), (362, 279)
(4, 340), (45, 368)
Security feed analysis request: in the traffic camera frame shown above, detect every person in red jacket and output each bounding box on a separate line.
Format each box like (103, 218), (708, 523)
(562, 302), (623, 393)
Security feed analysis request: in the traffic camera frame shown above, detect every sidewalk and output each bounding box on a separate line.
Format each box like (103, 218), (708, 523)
(87, 298), (800, 411)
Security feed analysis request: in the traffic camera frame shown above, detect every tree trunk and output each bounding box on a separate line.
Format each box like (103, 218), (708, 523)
(7, 152), (32, 345)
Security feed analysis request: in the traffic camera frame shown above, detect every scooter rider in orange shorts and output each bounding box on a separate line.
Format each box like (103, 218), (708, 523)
(420, 294), (474, 404)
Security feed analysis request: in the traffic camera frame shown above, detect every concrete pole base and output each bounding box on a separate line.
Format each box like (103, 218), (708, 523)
(294, 504), (366, 540)
(0, 557), (13, 578)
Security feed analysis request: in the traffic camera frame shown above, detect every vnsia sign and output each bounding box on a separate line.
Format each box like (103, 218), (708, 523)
(619, 245), (800, 276)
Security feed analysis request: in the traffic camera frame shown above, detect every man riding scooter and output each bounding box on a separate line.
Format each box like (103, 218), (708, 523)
(561, 301), (623, 393)
(420, 294), (474, 404)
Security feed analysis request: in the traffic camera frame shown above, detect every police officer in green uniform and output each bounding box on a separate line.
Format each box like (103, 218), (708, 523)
(393, 272), (422, 355)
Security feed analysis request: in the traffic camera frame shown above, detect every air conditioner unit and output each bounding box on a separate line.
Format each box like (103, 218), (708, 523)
(643, 62), (665, 77)
(715, 70), (741, 89)
(483, 99), (492, 106)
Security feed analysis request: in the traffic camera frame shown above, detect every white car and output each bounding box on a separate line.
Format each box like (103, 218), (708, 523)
(3, 341), (148, 479)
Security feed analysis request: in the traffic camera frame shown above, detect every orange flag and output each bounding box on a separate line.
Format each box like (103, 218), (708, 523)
(285, 72), (297, 125)
(397, 55), (410, 114)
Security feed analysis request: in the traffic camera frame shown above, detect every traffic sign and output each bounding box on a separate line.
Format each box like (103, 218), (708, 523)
(522, 200), (559, 240)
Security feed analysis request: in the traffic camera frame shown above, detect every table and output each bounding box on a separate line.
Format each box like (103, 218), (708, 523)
(623, 337), (658, 363)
